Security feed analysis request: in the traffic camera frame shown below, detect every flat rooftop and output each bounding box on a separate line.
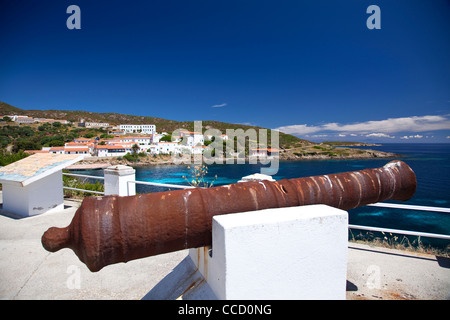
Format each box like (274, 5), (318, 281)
(0, 195), (449, 300)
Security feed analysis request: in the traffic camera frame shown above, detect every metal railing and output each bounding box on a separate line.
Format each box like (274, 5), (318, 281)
(349, 202), (450, 240)
(127, 180), (196, 190)
(62, 172), (105, 195)
(126, 180), (195, 197)
(63, 172), (194, 196)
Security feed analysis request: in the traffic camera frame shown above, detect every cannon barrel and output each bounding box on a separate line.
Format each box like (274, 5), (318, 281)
(42, 160), (416, 272)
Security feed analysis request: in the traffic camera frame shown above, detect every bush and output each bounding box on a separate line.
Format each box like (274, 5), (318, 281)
(123, 153), (139, 162)
(63, 173), (105, 198)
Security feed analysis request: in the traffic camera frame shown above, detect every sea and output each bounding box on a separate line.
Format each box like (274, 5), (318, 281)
(72, 143), (450, 249)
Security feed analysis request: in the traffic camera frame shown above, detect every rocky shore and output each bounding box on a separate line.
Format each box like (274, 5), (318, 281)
(72, 148), (400, 169)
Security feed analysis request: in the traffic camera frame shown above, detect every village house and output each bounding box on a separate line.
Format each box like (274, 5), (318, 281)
(15, 116), (35, 124)
(1, 114), (69, 125)
(94, 144), (132, 157)
(155, 141), (179, 154)
(250, 148), (280, 157)
(49, 146), (90, 155)
(119, 124), (156, 134)
(77, 119), (110, 129)
(38, 126), (210, 157)
(35, 118), (69, 125)
(64, 142), (95, 154)
(179, 131), (205, 146)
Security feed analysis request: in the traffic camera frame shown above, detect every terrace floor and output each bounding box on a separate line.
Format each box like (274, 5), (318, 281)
(0, 195), (448, 300)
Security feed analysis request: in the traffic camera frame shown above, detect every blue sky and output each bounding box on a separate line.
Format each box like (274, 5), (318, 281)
(1, 0), (449, 142)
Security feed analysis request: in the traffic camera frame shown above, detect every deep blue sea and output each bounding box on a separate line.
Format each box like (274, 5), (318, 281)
(73, 143), (450, 248)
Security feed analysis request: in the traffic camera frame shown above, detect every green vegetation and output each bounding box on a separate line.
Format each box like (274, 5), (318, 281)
(0, 150), (29, 166)
(122, 152), (146, 162)
(0, 122), (109, 153)
(159, 134), (172, 142)
(62, 171), (104, 198)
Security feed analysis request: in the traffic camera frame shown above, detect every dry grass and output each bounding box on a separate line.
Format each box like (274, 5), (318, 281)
(349, 229), (450, 257)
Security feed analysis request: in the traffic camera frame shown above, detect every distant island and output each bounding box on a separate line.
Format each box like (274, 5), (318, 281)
(0, 100), (399, 166)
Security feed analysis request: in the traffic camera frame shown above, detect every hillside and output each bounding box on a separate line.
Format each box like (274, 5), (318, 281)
(0, 100), (306, 148)
(0, 100), (398, 161)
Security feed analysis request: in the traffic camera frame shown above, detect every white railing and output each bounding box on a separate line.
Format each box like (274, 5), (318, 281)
(63, 172), (194, 196)
(349, 202), (450, 240)
(63, 172), (105, 180)
(127, 180), (196, 190)
(62, 172), (105, 195)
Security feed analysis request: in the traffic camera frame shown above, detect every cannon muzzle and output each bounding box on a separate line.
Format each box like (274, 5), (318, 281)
(42, 160), (416, 272)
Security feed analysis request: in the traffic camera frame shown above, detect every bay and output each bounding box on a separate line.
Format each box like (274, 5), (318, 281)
(72, 143), (450, 249)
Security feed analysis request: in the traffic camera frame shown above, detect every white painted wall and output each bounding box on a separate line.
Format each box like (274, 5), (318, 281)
(189, 204), (349, 300)
(2, 170), (64, 217)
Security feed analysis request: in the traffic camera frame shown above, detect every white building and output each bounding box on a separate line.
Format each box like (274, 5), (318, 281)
(119, 136), (151, 145)
(156, 142), (179, 154)
(94, 144), (132, 157)
(15, 116), (35, 124)
(250, 148), (279, 157)
(119, 124), (156, 134)
(49, 146), (90, 155)
(180, 131), (204, 146)
(78, 119), (110, 128)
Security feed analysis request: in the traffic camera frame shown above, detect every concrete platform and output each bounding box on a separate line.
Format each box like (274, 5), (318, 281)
(0, 198), (187, 300)
(0, 196), (449, 300)
(346, 243), (450, 300)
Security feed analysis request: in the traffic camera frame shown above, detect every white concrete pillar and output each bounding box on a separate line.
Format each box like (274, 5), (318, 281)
(103, 165), (136, 196)
(189, 204), (349, 300)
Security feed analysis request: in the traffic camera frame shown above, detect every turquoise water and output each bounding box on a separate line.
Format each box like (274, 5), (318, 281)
(71, 143), (450, 248)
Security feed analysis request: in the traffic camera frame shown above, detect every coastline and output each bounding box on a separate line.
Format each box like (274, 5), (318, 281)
(72, 150), (401, 169)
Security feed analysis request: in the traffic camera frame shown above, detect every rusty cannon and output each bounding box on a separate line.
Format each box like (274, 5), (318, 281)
(42, 160), (416, 272)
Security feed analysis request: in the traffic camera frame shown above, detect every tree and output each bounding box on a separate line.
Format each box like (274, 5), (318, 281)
(132, 143), (139, 154)
(160, 134), (172, 142)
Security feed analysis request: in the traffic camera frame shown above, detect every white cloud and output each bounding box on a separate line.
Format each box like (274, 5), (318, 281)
(321, 115), (450, 133)
(366, 133), (395, 139)
(400, 134), (424, 140)
(275, 124), (321, 135)
(275, 115), (450, 137)
(211, 103), (227, 108)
